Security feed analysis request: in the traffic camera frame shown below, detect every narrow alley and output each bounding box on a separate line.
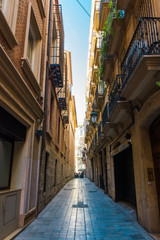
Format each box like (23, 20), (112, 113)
(15, 179), (153, 240)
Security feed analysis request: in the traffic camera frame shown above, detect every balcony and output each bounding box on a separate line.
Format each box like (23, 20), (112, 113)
(94, 37), (102, 66)
(99, 0), (110, 31)
(121, 17), (160, 101)
(92, 65), (98, 83)
(93, 1), (101, 31)
(108, 75), (131, 123)
(95, 80), (104, 108)
(50, 64), (63, 87)
(102, 101), (109, 129)
(102, 74), (132, 139)
(102, 102), (117, 137)
(107, 13), (125, 56)
(50, 4), (64, 88)
(109, 75), (121, 115)
(90, 82), (96, 96)
(98, 122), (102, 138)
(97, 121), (104, 144)
(58, 89), (67, 110)
(102, 54), (114, 83)
(62, 110), (69, 125)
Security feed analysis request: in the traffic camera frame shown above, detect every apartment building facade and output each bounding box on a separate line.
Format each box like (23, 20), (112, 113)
(38, 46), (77, 211)
(0, 0), (77, 239)
(85, 0), (160, 233)
(0, 0), (49, 238)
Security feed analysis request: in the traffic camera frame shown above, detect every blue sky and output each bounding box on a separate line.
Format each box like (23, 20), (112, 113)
(59, 0), (92, 125)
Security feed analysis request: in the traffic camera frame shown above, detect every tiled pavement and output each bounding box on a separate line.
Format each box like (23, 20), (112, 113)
(14, 178), (153, 240)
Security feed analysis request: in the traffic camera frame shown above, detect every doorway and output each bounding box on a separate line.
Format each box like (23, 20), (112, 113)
(150, 116), (160, 213)
(114, 145), (137, 207)
(99, 151), (104, 190)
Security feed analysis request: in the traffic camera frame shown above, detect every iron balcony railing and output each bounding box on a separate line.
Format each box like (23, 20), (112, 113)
(58, 89), (67, 110)
(98, 121), (102, 138)
(121, 17), (160, 90)
(50, 4), (64, 88)
(62, 111), (69, 125)
(109, 75), (121, 115)
(102, 102), (109, 129)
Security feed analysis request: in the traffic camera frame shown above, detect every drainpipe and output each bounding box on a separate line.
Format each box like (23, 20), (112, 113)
(37, 0), (52, 214)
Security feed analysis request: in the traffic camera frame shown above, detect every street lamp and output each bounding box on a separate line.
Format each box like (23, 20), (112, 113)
(90, 110), (97, 125)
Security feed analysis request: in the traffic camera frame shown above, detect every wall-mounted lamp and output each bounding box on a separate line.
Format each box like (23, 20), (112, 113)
(90, 110), (97, 125)
(36, 119), (42, 137)
(125, 133), (131, 144)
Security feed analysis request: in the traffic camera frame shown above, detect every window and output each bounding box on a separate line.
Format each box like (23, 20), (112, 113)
(0, 0), (19, 48)
(0, 137), (13, 189)
(27, 29), (34, 67)
(21, 3), (42, 86)
(0, 0), (19, 34)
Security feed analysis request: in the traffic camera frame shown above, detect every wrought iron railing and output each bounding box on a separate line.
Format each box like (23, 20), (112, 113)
(109, 74), (121, 115)
(98, 122), (102, 138)
(58, 89), (67, 110)
(102, 102), (109, 128)
(121, 17), (160, 90)
(62, 111), (69, 125)
(50, 4), (64, 87)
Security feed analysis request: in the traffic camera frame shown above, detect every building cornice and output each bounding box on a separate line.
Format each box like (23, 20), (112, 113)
(0, 45), (43, 125)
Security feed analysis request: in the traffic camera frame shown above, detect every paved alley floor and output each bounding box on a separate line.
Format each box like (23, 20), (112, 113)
(14, 178), (153, 240)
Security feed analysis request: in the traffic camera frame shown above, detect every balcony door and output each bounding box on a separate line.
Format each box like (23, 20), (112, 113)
(150, 116), (160, 214)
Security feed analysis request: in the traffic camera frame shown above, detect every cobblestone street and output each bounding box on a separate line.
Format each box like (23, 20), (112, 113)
(14, 178), (153, 240)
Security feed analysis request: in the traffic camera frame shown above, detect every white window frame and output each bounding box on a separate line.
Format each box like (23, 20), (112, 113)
(0, 0), (19, 48)
(0, 0), (19, 34)
(22, 3), (42, 87)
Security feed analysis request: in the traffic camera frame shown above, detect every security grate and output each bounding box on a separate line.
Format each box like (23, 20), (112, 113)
(72, 201), (88, 208)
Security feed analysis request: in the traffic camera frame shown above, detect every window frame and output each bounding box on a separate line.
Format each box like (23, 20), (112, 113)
(0, 0), (19, 34)
(0, 0), (19, 48)
(21, 2), (42, 86)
